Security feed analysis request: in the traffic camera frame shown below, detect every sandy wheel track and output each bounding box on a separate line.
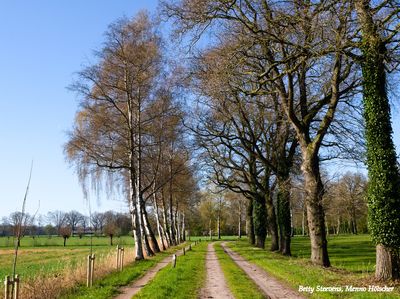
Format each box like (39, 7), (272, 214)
(221, 242), (305, 299)
(199, 242), (234, 299)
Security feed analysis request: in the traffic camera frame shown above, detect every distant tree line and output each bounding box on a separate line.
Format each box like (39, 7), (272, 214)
(0, 210), (131, 241)
(187, 171), (368, 239)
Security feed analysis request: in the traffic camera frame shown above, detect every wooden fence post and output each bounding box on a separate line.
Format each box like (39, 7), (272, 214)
(90, 254), (95, 287)
(116, 245), (120, 270)
(189, 244), (192, 251)
(86, 254), (95, 287)
(86, 255), (91, 287)
(116, 246), (124, 271)
(4, 275), (20, 299)
(172, 254), (176, 268)
(183, 247), (185, 255)
(13, 275), (19, 299)
(4, 275), (9, 299)
(120, 247), (124, 271)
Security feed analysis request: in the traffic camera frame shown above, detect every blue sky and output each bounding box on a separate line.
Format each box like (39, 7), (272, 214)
(0, 1), (159, 219)
(1, 1), (400, 221)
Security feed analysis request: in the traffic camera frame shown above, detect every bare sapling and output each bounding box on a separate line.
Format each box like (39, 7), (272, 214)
(6, 162), (33, 299)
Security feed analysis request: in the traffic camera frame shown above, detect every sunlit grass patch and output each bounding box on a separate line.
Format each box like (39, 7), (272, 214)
(134, 242), (207, 299)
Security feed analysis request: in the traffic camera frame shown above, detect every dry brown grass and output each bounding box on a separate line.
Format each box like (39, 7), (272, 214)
(19, 248), (135, 299)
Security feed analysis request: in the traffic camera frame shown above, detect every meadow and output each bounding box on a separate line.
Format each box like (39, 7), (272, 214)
(0, 235), (134, 298)
(227, 234), (400, 298)
(0, 235), (134, 247)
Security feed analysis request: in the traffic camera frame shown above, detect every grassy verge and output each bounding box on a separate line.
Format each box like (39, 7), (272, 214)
(227, 236), (400, 299)
(134, 242), (207, 299)
(214, 242), (266, 299)
(60, 243), (187, 299)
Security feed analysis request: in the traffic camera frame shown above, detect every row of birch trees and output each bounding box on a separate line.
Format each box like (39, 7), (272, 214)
(65, 13), (197, 260)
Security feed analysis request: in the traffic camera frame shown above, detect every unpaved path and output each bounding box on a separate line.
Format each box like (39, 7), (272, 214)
(221, 242), (305, 299)
(114, 246), (187, 299)
(199, 242), (234, 299)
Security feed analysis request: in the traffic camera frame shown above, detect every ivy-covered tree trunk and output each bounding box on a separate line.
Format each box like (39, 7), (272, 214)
(277, 175), (292, 256)
(246, 198), (255, 245)
(253, 194), (267, 248)
(265, 191), (279, 251)
(356, 0), (400, 281)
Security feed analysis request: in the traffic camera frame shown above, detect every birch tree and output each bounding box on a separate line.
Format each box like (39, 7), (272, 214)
(65, 12), (172, 260)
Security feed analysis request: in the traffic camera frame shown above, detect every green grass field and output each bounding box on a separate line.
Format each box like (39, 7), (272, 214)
(0, 235), (134, 247)
(134, 242), (207, 299)
(227, 235), (400, 298)
(291, 234), (376, 273)
(0, 236), (134, 283)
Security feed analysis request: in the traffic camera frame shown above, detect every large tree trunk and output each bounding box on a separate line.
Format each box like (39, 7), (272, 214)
(181, 212), (186, 241)
(238, 201), (242, 239)
(168, 157), (177, 245)
(161, 193), (171, 247)
(355, 0), (400, 280)
(159, 223), (167, 250)
(253, 194), (267, 249)
(129, 174), (144, 260)
(143, 206), (160, 253)
(246, 198), (255, 244)
(153, 194), (167, 250)
(131, 208), (144, 260)
(376, 245), (400, 281)
(153, 194), (166, 249)
(265, 192), (279, 251)
(302, 206), (306, 236)
(277, 176), (291, 256)
(351, 209), (358, 235)
(140, 206), (154, 257)
(169, 194), (176, 245)
(217, 215), (221, 240)
(302, 152), (330, 267)
(209, 218), (212, 240)
(176, 210), (181, 243)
